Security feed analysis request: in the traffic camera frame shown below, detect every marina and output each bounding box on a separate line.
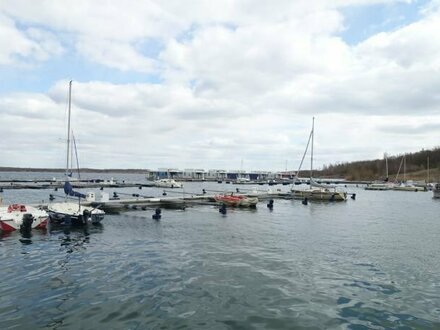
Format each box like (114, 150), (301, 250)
(0, 173), (439, 329)
(2, 2), (440, 328)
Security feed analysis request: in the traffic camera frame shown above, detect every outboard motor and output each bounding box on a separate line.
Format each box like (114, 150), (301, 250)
(83, 209), (91, 224)
(20, 213), (34, 235)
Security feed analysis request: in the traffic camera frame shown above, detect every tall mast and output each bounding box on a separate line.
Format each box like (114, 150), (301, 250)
(427, 156), (430, 183)
(66, 80), (72, 177)
(385, 152), (389, 180)
(403, 155), (406, 182)
(310, 117), (314, 181)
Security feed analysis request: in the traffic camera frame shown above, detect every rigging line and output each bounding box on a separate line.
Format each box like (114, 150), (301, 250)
(296, 129), (313, 178)
(394, 155), (404, 183)
(73, 133), (81, 180)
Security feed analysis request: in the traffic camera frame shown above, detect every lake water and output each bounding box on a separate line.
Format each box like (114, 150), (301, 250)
(1, 172), (439, 329)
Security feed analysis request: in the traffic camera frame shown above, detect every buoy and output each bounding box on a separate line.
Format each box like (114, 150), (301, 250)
(132, 193), (140, 197)
(152, 208), (161, 220)
(267, 199), (274, 210)
(113, 192), (119, 198)
(54, 187), (58, 191)
(219, 203), (227, 215)
(162, 191), (167, 196)
(49, 194), (55, 201)
(351, 193), (356, 200)
(302, 198), (308, 205)
(139, 186), (142, 190)
(202, 189), (206, 194)
(236, 188), (240, 193)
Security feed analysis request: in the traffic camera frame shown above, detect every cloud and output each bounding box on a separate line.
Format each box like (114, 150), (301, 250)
(75, 37), (157, 73)
(0, 14), (63, 66)
(1, 1), (439, 170)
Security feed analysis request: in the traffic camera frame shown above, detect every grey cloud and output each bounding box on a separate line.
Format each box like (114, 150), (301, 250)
(377, 122), (440, 135)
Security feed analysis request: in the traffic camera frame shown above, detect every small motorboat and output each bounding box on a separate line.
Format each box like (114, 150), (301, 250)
(0, 204), (48, 232)
(214, 194), (258, 208)
(153, 179), (184, 188)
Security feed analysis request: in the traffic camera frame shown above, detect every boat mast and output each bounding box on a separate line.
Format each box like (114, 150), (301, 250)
(427, 156), (430, 183)
(66, 80), (72, 178)
(310, 117), (314, 182)
(385, 152), (389, 181)
(403, 155), (406, 182)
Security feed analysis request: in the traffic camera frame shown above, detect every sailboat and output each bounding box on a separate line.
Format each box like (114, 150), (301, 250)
(291, 118), (347, 201)
(392, 155), (424, 192)
(365, 153), (395, 190)
(47, 80), (105, 225)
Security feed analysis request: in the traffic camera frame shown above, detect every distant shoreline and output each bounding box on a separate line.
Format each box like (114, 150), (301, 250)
(0, 167), (148, 174)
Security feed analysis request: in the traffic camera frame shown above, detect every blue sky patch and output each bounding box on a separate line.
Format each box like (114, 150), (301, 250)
(339, 0), (430, 45)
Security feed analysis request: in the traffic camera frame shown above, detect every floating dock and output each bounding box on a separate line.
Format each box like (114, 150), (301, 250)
(39, 190), (293, 213)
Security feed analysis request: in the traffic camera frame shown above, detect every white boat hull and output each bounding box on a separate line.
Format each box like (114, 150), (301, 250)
(292, 189), (347, 201)
(0, 205), (48, 232)
(48, 202), (105, 225)
(433, 184), (440, 199)
(154, 179), (184, 188)
(393, 185), (424, 192)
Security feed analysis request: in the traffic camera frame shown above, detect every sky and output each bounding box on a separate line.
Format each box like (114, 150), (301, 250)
(1, 0), (439, 171)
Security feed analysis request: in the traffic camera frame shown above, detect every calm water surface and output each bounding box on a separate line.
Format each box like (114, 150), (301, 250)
(1, 172), (439, 329)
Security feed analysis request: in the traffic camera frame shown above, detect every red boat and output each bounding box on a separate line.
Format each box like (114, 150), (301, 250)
(214, 194), (258, 208)
(0, 204), (48, 232)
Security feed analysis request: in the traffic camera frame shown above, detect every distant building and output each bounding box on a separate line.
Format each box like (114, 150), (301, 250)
(145, 168), (293, 182)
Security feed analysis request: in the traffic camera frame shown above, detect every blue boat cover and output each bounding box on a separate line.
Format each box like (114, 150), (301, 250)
(63, 181), (86, 198)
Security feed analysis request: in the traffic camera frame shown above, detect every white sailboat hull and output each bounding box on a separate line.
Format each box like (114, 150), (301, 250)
(291, 188), (347, 201)
(48, 202), (105, 225)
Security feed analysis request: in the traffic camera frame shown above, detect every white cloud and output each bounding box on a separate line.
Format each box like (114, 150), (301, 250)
(0, 14), (63, 65)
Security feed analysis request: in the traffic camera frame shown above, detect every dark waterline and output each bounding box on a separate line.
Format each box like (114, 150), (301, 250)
(1, 172), (439, 329)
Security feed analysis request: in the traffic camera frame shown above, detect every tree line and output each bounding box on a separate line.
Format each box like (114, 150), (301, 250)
(307, 147), (440, 181)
